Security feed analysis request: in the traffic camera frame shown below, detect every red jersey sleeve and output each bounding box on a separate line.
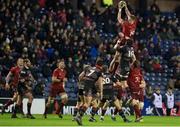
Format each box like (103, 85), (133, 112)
(10, 67), (16, 74)
(52, 69), (59, 77)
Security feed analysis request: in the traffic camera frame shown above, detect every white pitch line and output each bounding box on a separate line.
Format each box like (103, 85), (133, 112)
(0, 125), (180, 127)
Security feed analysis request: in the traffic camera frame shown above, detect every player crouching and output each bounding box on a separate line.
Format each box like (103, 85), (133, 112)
(72, 65), (91, 121)
(127, 60), (146, 122)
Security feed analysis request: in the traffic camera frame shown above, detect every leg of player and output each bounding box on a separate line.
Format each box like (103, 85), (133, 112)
(89, 98), (98, 122)
(72, 101), (80, 121)
(139, 101), (144, 111)
(73, 88), (84, 121)
(139, 90), (144, 118)
(75, 96), (93, 126)
(139, 101), (144, 117)
(111, 86), (122, 121)
(1, 92), (17, 115)
(83, 96), (92, 116)
(166, 108), (171, 116)
(43, 96), (54, 118)
(156, 108), (163, 116)
(114, 98), (131, 123)
(25, 92), (35, 119)
(16, 94), (25, 118)
(56, 92), (68, 118)
(11, 95), (22, 118)
(111, 107), (119, 121)
(73, 94), (85, 121)
(99, 99), (107, 121)
(131, 99), (142, 122)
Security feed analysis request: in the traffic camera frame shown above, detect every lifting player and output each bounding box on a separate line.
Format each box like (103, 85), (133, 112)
(99, 65), (131, 123)
(74, 58), (104, 126)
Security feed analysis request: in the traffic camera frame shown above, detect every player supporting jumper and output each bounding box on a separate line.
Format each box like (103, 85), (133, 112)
(114, 39), (136, 91)
(99, 65), (130, 123)
(12, 59), (35, 119)
(127, 60), (146, 122)
(2, 58), (24, 115)
(72, 65), (91, 120)
(44, 59), (68, 118)
(75, 58), (104, 126)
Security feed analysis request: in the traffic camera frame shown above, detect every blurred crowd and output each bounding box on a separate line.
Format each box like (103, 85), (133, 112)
(0, 0), (179, 97)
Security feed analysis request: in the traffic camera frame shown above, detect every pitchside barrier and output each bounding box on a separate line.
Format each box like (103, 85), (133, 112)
(0, 98), (179, 116)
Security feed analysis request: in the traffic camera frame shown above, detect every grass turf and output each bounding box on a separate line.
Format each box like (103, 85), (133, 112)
(0, 114), (180, 126)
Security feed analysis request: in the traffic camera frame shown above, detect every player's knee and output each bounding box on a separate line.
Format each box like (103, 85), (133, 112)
(115, 105), (121, 110)
(114, 102), (121, 110)
(29, 96), (34, 102)
(139, 102), (144, 109)
(61, 94), (68, 103)
(17, 100), (21, 105)
(132, 99), (138, 106)
(46, 101), (51, 107)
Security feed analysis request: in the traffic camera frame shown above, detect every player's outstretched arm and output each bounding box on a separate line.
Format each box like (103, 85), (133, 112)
(125, 3), (131, 19)
(125, 3), (136, 21)
(117, 3), (124, 24)
(109, 52), (120, 72)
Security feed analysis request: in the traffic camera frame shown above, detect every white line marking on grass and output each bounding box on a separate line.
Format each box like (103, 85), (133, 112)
(0, 125), (180, 127)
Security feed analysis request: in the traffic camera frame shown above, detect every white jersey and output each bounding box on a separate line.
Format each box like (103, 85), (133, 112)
(165, 93), (174, 109)
(153, 93), (162, 108)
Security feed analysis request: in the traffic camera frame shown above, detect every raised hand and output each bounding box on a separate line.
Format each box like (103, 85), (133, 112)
(118, 1), (126, 9)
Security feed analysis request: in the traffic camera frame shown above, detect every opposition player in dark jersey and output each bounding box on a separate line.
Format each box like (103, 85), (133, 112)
(1, 58), (24, 115)
(110, 39), (136, 121)
(12, 59), (35, 119)
(44, 59), (68, 119)
(75, 58), (104, 126)
(99, 65), (130, 123)
(127, 60), (146, 122)
(114, 39), (136, 91)
(72, 65), (91, 120)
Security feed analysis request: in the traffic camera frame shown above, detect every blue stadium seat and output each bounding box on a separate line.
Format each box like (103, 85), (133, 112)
(145, 72), (150, 76)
